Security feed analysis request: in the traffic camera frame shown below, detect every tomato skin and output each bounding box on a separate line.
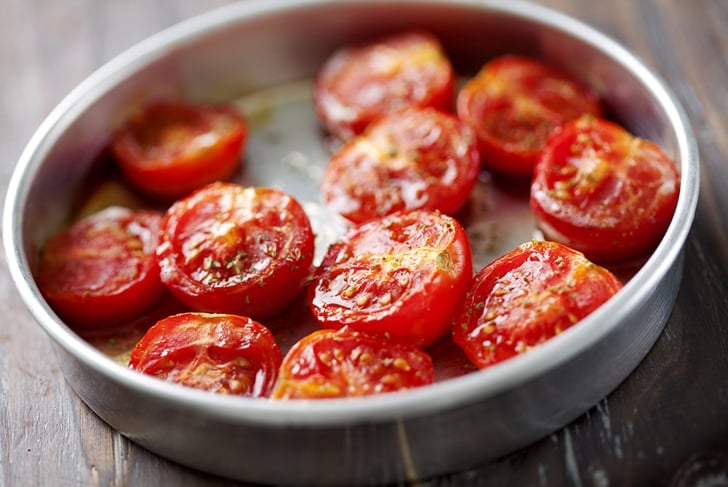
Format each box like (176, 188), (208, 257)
(313, 31), (455, 140)
(453, 240), (622, 369)
(456, 55), (602, 176)
(320, 107), (481, 223)
(111, 100), (247, 199)
(129, 312), (281, 397)
(272, 327), (434, 399)
(530, 116), (680, 264)
(309, 210), (472, 349)
(37, 206), (165, 328)
(156, 182), (315, 320)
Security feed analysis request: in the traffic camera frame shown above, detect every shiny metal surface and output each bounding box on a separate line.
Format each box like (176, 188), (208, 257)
(3, 0), (699, 485)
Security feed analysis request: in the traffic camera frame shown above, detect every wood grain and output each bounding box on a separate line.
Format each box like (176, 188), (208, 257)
(2, 1), (728, 486)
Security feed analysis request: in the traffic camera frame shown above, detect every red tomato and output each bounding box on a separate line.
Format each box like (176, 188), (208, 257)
(530, 116), (680, 264)
(128, 312), (281, 397)
(320, 107), (481, 223)
(156, 182), (315, 319)
(456, 55), (602, 176)
(37, 206), (165, 328)
(309, 210), (472, 349)
(111, 100), (247, 199)
(453, 240), (623, 369)
(313, 31), (455, 140)
(272, 327), (434, 399)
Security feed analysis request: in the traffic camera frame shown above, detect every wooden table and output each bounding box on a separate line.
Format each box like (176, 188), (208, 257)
(2, 1), (727, 485)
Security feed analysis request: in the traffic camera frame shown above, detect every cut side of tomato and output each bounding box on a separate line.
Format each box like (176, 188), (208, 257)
(313, 31), (455, 140)
(156, 182), (315, 320)
(37, 206), (165, 328)
(111, 100), (247, 199)
(320, 107), (480, 223)
(457, 55), (602, 176)
(309, 210), (472, 349)
(530, 115), (680, 264)
(453, 240), (623, 369)
(272, 327), (434, 399)
(129, 312), (281, 397)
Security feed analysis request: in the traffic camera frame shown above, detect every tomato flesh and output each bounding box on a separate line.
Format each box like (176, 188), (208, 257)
(156, 182), (315, 319)
(453, 240), (623, 369)
(309, 210), (472, 349)
(129, 312), (281, 397)
(530, 116), (680, 264)
(111, 100), (247, 199)
(37, 206), (165, 328)
(320, 107), (480, 223)
(457, 55), (602, 176)
(272, 327), (434, 399)
(313, 31), (455, 140)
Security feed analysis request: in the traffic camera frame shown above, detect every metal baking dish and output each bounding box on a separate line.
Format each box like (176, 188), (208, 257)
(3, 0), (699, 485)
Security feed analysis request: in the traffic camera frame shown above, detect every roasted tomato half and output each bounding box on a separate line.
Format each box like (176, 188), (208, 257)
(37, 206), (165, 328)
(156, 182), (315, 319)
(457, 55), (602, 176)
(320, 107), (480, 223)
(313, 30), (455, 140)
(530, 115), (680, 264)
(111, 100), (247, 199)
(272, 327), (434, 399)
(453, 240), (623, 369)
(309, 210), (472, 349)
(129, 312), (281, 397)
